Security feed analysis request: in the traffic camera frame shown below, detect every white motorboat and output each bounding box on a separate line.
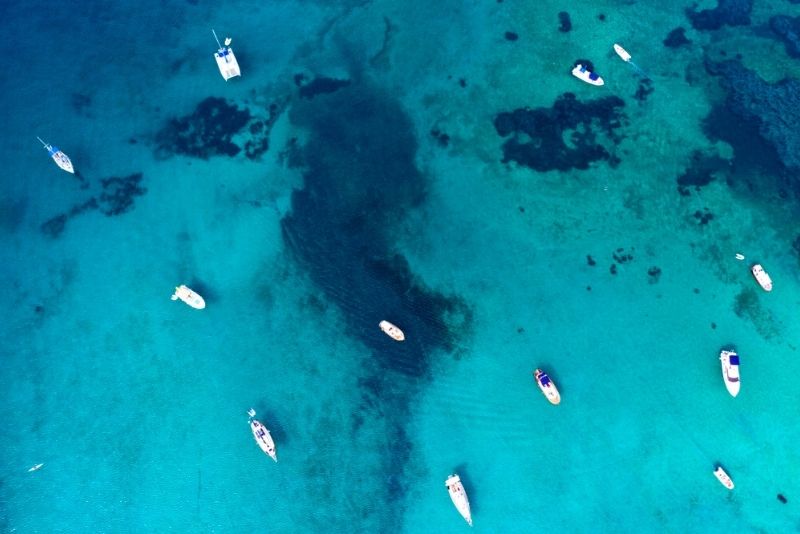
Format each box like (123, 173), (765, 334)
(613, 43), (632, 62)
(171, 284), (206, 309)
(534, 368), (561, 405)
(212, 29), (241, 81)
(572, 64), (604, 86)
(248, 409), (277, 462)
(714, 466), (734, 490)
(719, 350), (740, 397)
(751, 264), (772, 291)
(379, 320), (405, 341)
(27, 463), (44, 473)
(445, 474), (472, 526)
(37, 137), (74, 174)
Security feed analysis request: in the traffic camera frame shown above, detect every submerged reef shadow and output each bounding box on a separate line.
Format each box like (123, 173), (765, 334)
(279, 79), (471, 525)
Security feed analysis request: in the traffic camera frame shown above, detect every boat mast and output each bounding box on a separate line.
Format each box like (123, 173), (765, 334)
(36, 136), (48, 148)
(211, 29), (222, 49)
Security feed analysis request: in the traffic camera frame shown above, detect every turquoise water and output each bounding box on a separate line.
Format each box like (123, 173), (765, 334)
(2, 0), (800, 532)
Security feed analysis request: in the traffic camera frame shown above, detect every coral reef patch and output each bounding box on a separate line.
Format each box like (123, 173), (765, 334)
(769, 15), (800, 59)
(494, 92), (626, 172)
(155, 96), (281, 161)
(40, 173), (147, 238)
(664, 27), (691, 48)
(686, 0), (752, 31)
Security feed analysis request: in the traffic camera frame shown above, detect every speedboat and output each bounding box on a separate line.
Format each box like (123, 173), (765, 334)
(613, 43), (632, 62)
(533, 368), (561, 405)
(751, 264), (772, 291)
(445, 474), (472, 526)
(212, 29), (241, 81)
(572, 64), (604, 86)
(379, 320), (405, 341)
(714, 466), (734, 490)
(719, 349), (740, 397)
(171, 284), (206, 309)
(37, 137), (74, 174)
(248, 409), (277, 462)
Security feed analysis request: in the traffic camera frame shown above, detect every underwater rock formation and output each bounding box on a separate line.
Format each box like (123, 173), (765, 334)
(558, 11), (572, 32)
(297, 76), (352, 100)
(40, 174), (147, 237)
(705, 59), (800, 175)
(98, 173), (146, 216)
(664, 27), (691, 48)
(686, 0), (752, 30)
(156, 97), (249, 159)
(769, 15), (800, 59)
(155, 97), (279, 161)
(494, 92), (626, 172)
(676, 150), (731, 195)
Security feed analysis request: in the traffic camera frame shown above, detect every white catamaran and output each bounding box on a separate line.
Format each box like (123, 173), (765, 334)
(37, 137), (74, 174)
(212, 29), (241, 81)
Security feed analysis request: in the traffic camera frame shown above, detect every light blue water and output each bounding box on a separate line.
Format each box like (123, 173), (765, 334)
(1, 0), (800, 532)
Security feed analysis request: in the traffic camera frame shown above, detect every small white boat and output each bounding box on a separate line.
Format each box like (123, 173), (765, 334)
(27, 463), (44, 473)
(719, 350), (740, 397)
(379, 320), (405, 341)
(714, 466), (734, 490)
(248, 409), (277, 462)
(751, 264), (772, 291)
(572, 64), (604, 86)
(613, 43), (632, 62)
(171, 284), (206, 309)
(534, 368), (561, 405)
(735, 253), (745, 261)
(445, 474), (472, 526)
(37, 137), (74, 174)
(212, 29), (241, 81)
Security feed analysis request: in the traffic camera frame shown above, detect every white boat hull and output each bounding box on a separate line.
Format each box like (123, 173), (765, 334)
(215, 47), (241, 81)
(614, 43), (632, 62)
(250, 419), (277, 461)
(379, 320), (405, 341)
(171, 285), (206, 309)
(445, 474), (472, 526)
(751, 264), (772, 291)
(572, 64), (604, 86)
(714, 466), (734, 489)
(719, 350), (740, 397)
(51, 150), (74, 173)
(534, 369), (561, 405)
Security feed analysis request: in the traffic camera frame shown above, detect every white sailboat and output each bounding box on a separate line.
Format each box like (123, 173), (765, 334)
(445, 474), (472, 526)
(212, 29), (241, 81)
(248, 409), (277, 462)
(171, 284), (206, 309)
(37, 137), (74, 174)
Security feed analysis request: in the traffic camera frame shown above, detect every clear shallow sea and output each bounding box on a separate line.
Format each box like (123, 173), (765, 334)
(1, 0), (799, 532)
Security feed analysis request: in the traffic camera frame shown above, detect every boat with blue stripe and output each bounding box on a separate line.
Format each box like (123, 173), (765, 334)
(37, 136), (74, 174)
(534, 368), (561, 405)
(719, 349), (740, 397)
